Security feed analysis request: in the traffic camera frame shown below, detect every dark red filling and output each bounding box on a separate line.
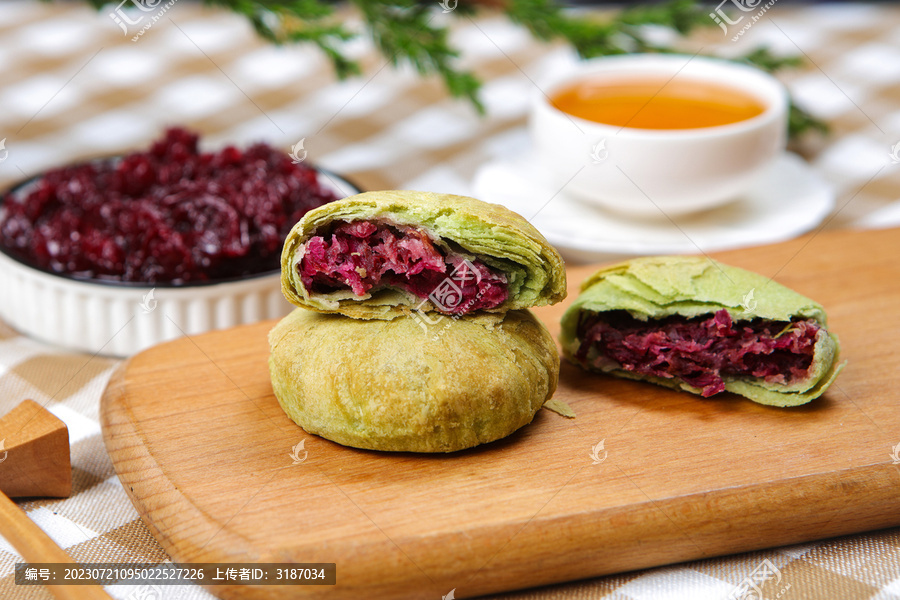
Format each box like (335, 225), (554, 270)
(575, 309), (820, 397)
(0, 128), (339, 283)
(299, 221), (508, 315)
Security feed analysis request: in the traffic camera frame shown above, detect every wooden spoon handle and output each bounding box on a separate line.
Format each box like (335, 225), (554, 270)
(0, 491), (114, 600)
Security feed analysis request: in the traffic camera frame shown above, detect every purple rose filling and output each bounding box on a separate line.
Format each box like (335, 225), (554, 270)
(0, 128), (339, 284)
(298, 220), (508, 315)
(575, 309), (820, 397)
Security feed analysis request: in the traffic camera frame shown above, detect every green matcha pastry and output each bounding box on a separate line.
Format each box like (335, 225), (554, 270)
(560, 256), (843, 407)
(281, 190), (566, 320)
(269, 308), (559, 452)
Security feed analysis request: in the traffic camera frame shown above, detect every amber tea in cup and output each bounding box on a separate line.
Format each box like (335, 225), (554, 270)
(550, 77), (767, 130)
(530, 54), (789, 216)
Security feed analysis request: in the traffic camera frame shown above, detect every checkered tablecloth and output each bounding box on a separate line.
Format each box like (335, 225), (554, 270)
(1, 1), (899, 599)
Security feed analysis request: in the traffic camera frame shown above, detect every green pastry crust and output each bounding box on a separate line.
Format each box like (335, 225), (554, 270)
(269, 308), (560, 452)
(280, 190), (566, 320)
(560, 256), (844, 407)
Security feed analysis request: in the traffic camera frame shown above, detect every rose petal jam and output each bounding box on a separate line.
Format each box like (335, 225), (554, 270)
(0, 128), (339, 284)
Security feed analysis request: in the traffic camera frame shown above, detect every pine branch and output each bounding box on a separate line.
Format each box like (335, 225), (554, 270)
(71, 0), (827, 137)
(349, 0), (483, 111)
(200, 0), (362, 78)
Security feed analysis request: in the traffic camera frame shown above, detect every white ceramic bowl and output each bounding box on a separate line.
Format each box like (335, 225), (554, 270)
(530, 54), (789, 216)
(0, 171), (358, 357)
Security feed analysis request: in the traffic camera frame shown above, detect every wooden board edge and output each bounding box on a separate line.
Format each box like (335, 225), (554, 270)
(456, 462), (900, 596)
(100, 360), (262, 563)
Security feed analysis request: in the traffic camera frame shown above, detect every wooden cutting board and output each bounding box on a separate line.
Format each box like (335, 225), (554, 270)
(101, 227), (900, 600)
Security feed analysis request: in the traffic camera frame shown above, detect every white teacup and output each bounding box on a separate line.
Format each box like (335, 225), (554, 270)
(529, 54), (789, 217)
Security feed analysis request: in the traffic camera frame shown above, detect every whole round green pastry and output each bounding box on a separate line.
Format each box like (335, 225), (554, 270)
(269, 308), (559, 452)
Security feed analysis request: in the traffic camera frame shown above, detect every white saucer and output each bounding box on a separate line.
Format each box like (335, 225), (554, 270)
(472, 151), (835, 263)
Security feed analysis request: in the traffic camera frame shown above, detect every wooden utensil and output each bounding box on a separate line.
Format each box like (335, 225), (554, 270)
(0, 400), (113, 600)
(101, 227), (900, 600)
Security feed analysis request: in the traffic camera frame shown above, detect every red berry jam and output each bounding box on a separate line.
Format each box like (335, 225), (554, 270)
(0, 128), (340, 284)
(300, 220), (509, 315)
(576, 309), (821, 397)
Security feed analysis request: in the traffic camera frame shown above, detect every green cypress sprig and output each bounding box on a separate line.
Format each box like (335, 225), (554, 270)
(75, 0), (827, 137)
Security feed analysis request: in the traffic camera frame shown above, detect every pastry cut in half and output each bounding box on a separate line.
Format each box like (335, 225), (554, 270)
(560, 256), (843, 407)
(280, 190), (567, 320)
(269, 308), (559, 452)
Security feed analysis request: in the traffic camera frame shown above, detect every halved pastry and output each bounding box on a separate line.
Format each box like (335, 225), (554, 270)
(560, 256), (843, 407)
(280, 190), (566, 320)
(269, 308), (559, 452)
